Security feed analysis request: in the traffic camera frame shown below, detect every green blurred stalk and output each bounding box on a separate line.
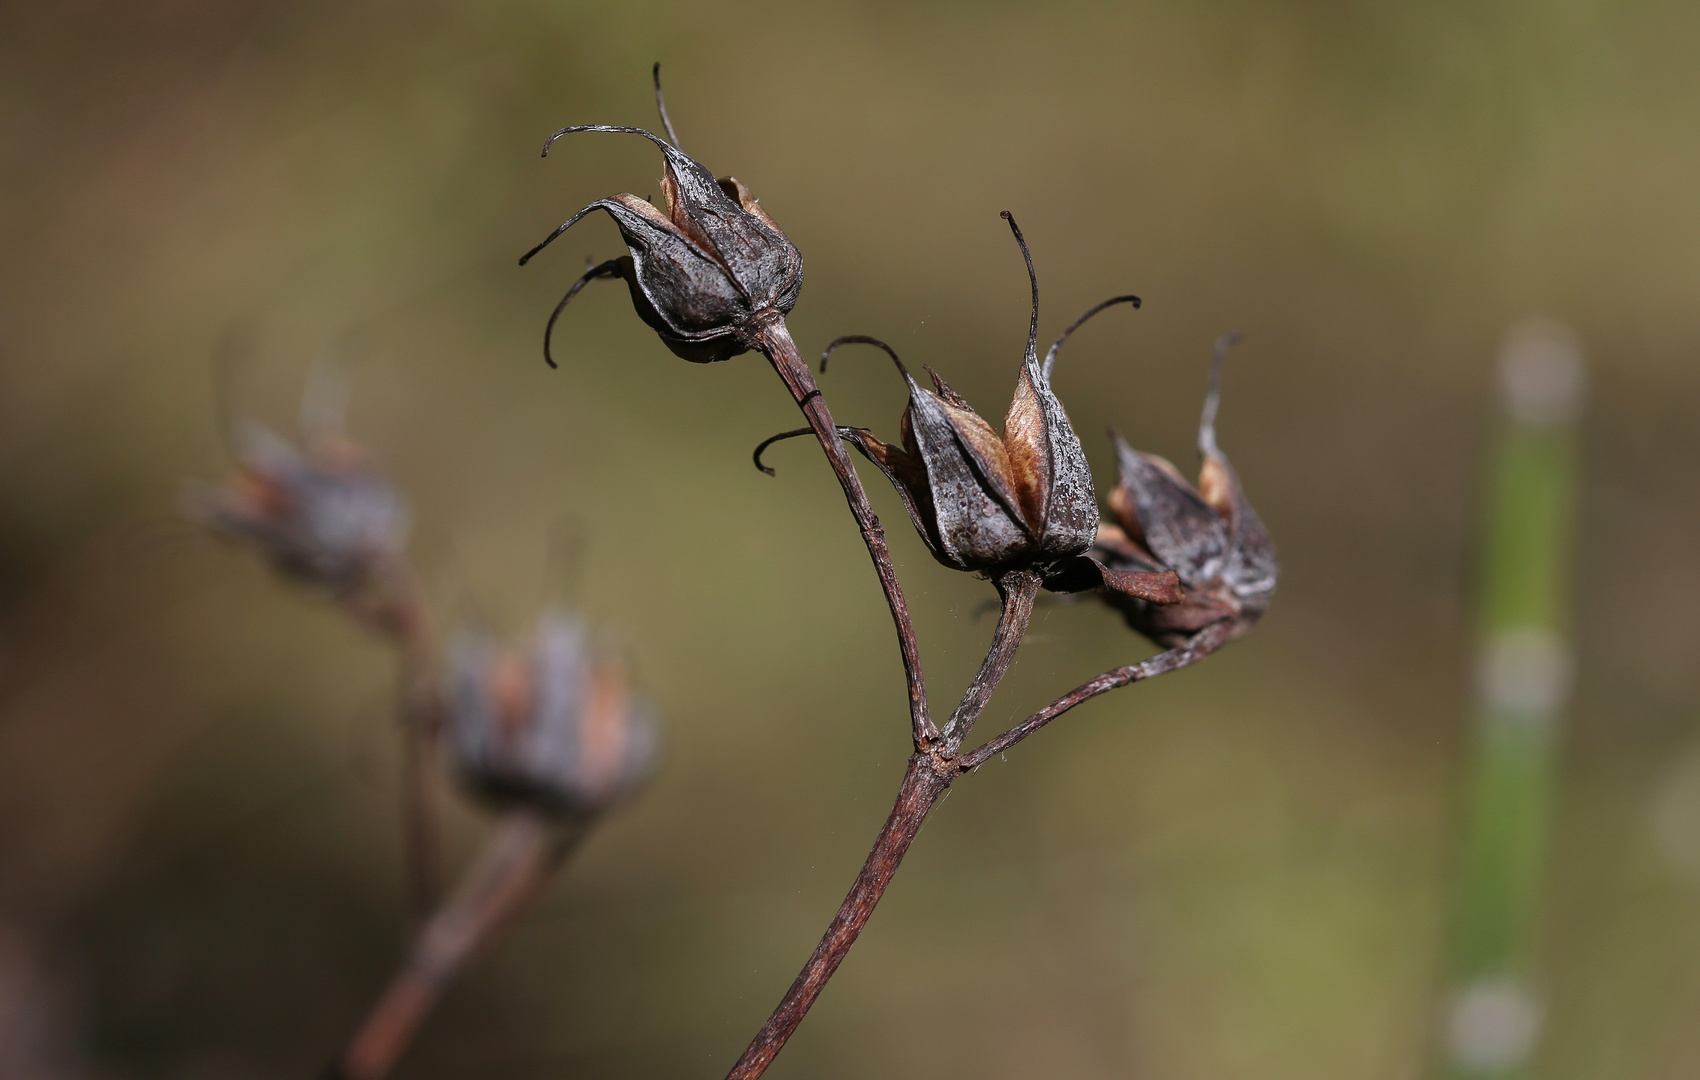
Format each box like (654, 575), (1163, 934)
(1441, 321), (1584, 1080)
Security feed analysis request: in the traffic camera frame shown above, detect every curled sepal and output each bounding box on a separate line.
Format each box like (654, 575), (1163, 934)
(1040, 553), (1182, 603)
(519, 107), (802, 365)
(752, 425), (867, 477)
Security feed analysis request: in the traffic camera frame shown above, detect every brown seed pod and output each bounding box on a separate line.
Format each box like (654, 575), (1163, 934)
(188, 422), (408, 595)
(794, 213), (1178, 604)
(448, 614), (657, 820)
(1096, 334), (1278, 645)
(519, 66), (802, 367)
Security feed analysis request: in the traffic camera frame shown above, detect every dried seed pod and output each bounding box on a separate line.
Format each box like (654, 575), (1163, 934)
(823, 214), (1179, 604)
(1096, 335), (1278, 645)
(448, 614), (657, 819)
(189, 422), (407, 594)
(519, 66), (802, 366)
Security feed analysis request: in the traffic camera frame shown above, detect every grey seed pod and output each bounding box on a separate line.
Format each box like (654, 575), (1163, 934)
(448, 614), (657, 819)
(818, 214), (1179, 605)
(189, 423), (408, 593)
(1097, 335), (1278, 646)
(520, 68), (802, 366)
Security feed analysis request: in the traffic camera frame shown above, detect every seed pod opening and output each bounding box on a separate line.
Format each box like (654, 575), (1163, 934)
(820, 215), (1180, 605)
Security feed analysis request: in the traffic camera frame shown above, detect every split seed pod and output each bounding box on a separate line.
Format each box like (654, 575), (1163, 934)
(189, 422), (407, 594)
(449, 614), (657, 820)
(811, 213), (1178, 604)
(1095, 335), (1278, 645)
(519, 66), (802, 366)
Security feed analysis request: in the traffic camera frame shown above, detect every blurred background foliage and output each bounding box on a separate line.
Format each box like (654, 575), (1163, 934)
(0, 0), (1697, 1077)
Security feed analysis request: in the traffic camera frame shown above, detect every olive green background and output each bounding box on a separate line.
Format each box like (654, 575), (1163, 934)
(1, 1), (1697, 1077)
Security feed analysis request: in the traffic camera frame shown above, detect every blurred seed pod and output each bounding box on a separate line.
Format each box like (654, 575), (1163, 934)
(1095, 335), (1277, 646)
(187, 422), (408, 593)
(448, 613), (657, 819)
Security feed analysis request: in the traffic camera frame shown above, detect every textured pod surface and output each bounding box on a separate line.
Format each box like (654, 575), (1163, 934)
(1096, 340), (1278, 645)
(1004, 348), (1097, 557)
(833, 216), (1101, 575)
(1109, 436), (1228, 586)
(902, 370), (1031, 569)
(525, 124), (801, 363)
(1198, 450), (1279, 602)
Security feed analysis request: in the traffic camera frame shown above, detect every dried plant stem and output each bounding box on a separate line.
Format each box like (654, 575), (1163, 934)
(344, 559), (449, 926)
(723, 751), (951, 1080)
(328, 810), (582, 1080)
(942, 569), (1041, 754)
(959, 620), (1233, 771)
(399, 723), (446, 926)
(725, 569), (1039, 1080)
(725, 614), (1232, 1080)
(755, 319), (937, 749)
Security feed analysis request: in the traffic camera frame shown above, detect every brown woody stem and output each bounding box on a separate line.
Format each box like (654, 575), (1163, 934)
(343, 559), (448, 928)
(723, 752), (952, 1080)
(723, 612), (1234, 1079)
(957, 621), (1234, 772)
(328, 810), (581, 1080)
(941, 569), (1041, 755)
(754, 319), (936, 749)
(723, 569), (1039, 1080)
(738, 324), (1238, 1078)
(397, 618), (446, 927)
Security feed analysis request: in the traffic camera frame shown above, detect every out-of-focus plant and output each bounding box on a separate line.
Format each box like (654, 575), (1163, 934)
(188, 378), (657, 1080)
(1437, 320), (1585, 1080)
(331, 614), (656, 1080)
(521, 68), (1279, 1080)
(183, 64), (1278, 1080)
(186, 372), (447, 925)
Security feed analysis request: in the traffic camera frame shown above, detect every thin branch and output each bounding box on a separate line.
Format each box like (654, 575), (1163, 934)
(327, 810), (584, 1080)
(941, 569), (1041, 755)
(342, 557), (449, 927)
(726, 319), (1240, 1080)
(717, 617), (1234, 1080)
(957, 621), (1234, 773)
(723, 753), (952, 1080)
(724, 568), (1038, 1079)
(753, 319), (937, 749)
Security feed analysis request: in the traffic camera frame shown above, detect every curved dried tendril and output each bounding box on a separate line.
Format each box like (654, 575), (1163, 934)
(518, 201), (607, 267)
(753, 425), (866, 476)
(1043, 295), (1142, 378)
(1000, 211), (1040, 365)
(542, 259), (623, 369)
(539, 123), (675, 159)
(652, 63), (681, 150)
(819, 334), (909, 380)
(1199, 332), (1242, 457)
(518, 126), (680, 268)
